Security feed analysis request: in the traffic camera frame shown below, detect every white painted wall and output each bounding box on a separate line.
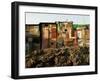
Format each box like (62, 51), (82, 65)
(0, 0), (99, 81)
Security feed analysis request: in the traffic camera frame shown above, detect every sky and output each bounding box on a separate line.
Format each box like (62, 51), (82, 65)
(25, 12), (90, 25)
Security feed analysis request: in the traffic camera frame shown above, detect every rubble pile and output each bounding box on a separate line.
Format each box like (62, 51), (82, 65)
(25, 46), (89, 68)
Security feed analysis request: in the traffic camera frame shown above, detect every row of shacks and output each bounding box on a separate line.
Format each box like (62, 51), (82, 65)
(26, 21), (89, 51)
